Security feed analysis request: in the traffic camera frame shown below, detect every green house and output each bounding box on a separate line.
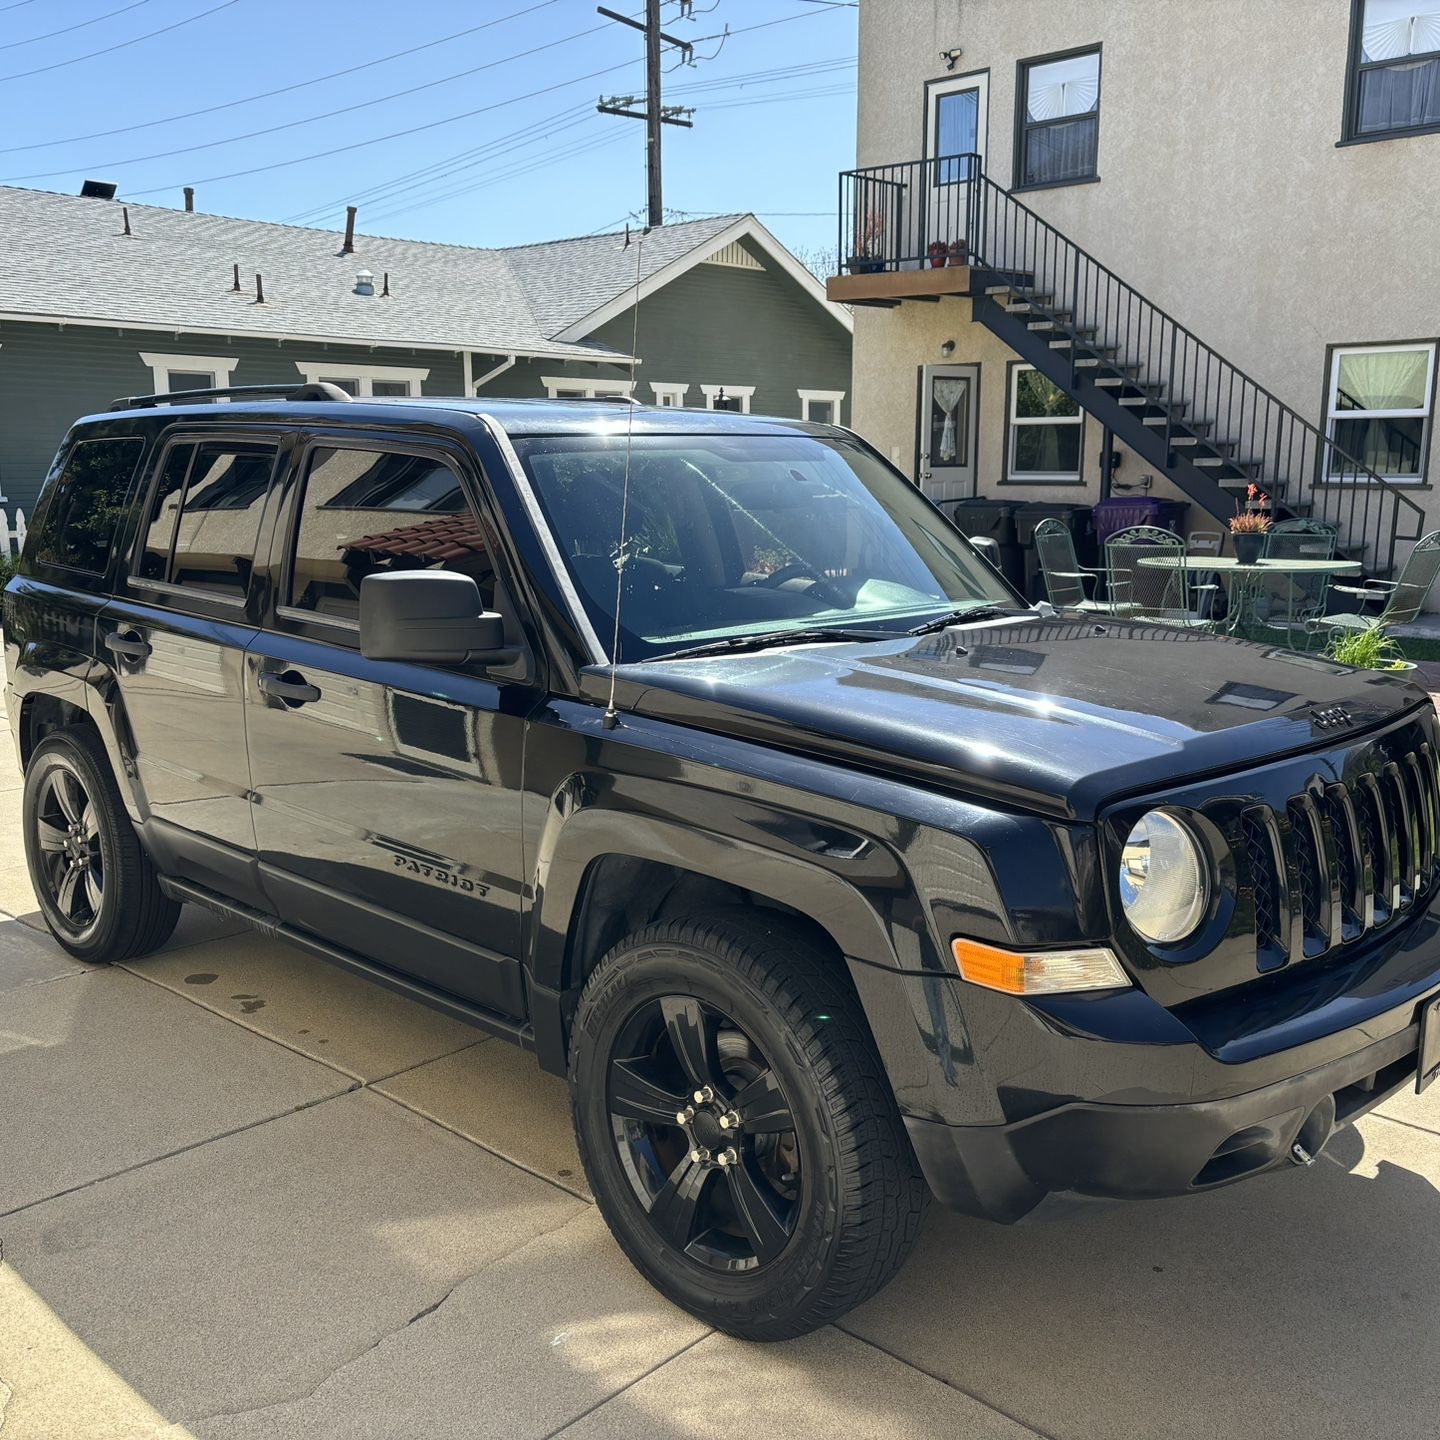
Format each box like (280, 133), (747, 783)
(0, 186), (853, 516)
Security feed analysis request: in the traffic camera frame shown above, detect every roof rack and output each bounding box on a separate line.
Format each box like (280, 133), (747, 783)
(108, 381), (354, 411)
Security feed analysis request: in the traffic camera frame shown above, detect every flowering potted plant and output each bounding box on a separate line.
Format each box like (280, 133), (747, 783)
(846, 210), (887, 274)
(928, 240), (948, 269)
(1229, 506), (1272, 564)
(1244, 482), (1272, 514)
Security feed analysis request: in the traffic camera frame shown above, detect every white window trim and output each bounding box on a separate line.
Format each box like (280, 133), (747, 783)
(797, 388), (845, 423)
(540, 375), (636, 399)
(139, 351), (237, 396)
(649, 381), (690, 407)
(1325, 341), (1436, 483)
(293, 361), (430, 397)
(1008, 363), (1083, 482)
(699, 384), (755, 414)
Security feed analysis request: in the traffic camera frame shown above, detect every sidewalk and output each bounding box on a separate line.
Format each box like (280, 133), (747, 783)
(3, 686), (1440, 1438)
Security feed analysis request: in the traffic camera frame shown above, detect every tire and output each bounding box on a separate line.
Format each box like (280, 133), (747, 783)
(569, 909), (929, 1341)
(22, 726), (180, 964)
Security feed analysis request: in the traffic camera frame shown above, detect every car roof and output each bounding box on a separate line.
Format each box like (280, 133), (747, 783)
(74, 396), (840, 440)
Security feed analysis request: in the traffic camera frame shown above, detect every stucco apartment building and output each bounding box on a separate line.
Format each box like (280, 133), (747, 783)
(831, 0), (1440, 583)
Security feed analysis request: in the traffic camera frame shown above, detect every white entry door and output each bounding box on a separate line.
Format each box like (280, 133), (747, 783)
(919, 364), (980, 502)
(926, 72), (988, 255)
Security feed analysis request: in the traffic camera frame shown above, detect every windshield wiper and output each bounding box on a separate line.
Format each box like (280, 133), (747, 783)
(905, 605), (1027, 636)
(656, 626), (896, 662)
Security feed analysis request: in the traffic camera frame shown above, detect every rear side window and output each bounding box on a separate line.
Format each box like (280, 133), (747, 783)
(31, 437), (144, 574)
(286, 446), (494, 623)
(135, 440), (276, 600)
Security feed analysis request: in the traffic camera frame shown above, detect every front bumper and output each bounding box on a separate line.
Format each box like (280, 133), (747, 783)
(903, 1013), (1421, 1222)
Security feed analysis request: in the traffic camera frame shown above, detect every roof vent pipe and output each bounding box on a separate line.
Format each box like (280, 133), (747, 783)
(381, 271), (390, 298)
(232, 262), (241, 292)
(120, 206), (132, 237)
(341, 205), (357, 255)
(184, 186), (195, 212)
(254, 272), (266, 305)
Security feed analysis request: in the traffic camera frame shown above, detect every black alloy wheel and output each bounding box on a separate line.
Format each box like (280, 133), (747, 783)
(32, 760), (105, 937)
(570, 910), (930, 1341)
(608, 993), (801, 1272)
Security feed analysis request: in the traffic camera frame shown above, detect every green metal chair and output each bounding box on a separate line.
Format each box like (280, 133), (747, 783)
(1318, 530), (1440, 644)
(1260, 518), (1338, 647)
(1104, 524), (1208, 625)
(1033, 517), (1115, 611)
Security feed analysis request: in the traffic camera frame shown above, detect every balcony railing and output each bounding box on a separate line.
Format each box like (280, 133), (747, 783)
(836, 154), (979, 274)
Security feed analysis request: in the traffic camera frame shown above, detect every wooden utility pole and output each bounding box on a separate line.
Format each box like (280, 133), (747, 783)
(596, 1), (694, 227)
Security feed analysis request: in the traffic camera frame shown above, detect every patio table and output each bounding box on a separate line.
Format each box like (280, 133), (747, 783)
(1135, 555), (1361, 638)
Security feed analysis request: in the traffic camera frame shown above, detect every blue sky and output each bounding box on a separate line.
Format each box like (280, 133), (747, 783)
(0, 0), (856, 258)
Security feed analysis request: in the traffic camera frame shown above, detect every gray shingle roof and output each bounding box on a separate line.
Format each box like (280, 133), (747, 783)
(0, 187), (745, 360)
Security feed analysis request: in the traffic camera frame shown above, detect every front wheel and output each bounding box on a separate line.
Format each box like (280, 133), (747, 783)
(569, 911), (929, 1341)
(22, 727), (180, 963)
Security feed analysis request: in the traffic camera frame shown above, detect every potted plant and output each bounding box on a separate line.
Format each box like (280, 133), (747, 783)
(928, 240), (948, 269)
(948, 239), (967, 266)
(1244, 482), (1272, 515)
(846, 210), (887, 274)
(1229, 507), (1271, 564)
(1326, 625), (1416, 672)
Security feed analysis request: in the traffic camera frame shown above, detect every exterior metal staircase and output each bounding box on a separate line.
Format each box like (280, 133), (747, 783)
(839, 154), (1426, 576)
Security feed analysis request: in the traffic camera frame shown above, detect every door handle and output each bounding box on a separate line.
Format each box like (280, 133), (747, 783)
(258, 670), (321, 706)
(103, 629), (152, 660)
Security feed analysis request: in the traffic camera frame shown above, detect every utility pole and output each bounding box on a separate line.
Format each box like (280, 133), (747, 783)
(597, 1), (694, 227)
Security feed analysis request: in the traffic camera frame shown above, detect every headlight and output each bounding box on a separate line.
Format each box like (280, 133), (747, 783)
(1118, 810), (1210, 944)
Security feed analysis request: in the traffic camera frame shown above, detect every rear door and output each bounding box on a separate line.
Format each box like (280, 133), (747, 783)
(100, 430), (283, 903)
(244, 432), (535, 1018)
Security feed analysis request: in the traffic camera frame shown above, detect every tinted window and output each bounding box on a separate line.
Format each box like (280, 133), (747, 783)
(136, 440), (275, 598)
(31, 437), (143, 574)
(288, 447), (493, 623)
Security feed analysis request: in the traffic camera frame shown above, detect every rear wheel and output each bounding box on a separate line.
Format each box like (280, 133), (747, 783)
(23, 727), (180, 963)
(569, 911), (929, 1340)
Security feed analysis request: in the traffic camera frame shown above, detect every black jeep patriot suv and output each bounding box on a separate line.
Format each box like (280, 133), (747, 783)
(8, 385), (1440, 1340)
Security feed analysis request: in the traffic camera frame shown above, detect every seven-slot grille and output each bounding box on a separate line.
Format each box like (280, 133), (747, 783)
(1242, 732), (1440, 970)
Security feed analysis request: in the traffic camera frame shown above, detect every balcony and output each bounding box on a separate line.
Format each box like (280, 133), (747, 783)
(825, 155), (980, 307)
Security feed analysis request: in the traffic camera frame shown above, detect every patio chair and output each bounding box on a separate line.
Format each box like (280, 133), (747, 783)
(1318, 530), (1440, 645)
(1186, 530), (1225, 620)
(1033, 517), (1116, 611)
(1104, 524), (1209, 625)
(1260, 519), (1338, 646)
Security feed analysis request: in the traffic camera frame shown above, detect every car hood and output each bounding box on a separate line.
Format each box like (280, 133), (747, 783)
(611, 617), (1430, 819)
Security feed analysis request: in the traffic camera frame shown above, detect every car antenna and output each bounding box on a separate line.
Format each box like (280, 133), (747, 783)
(603, 224), (648, 731)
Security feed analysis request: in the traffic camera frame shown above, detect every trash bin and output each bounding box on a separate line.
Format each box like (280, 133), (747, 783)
(1014, 502), (1099, 603)
(1091, 496), (1190, 545)
(949, 498), (1024, 593)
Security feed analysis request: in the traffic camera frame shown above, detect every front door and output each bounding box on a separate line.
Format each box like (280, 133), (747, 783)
(244, 437), (534, 1019)
(918, 364), (979, 502)
(926, 71), (988, 256)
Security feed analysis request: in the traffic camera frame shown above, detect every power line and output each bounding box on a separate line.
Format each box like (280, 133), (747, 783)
(0, 0), (239, 85)
(2, 14), (618, 180)
(0, 0), (562, 156)
(0, 0), (156, 52)
(0, 0), (47, 12)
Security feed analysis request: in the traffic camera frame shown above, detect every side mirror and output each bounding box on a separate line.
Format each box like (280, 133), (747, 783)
(359, 571), (515, 665)
(967, 534), (1002, 570)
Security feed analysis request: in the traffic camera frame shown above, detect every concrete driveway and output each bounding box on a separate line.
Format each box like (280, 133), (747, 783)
(3, 694), (1440, 1439)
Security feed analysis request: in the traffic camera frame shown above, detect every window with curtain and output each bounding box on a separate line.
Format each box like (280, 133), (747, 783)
(1348, 0), (1440, 138)
(1017, 49), (1100, 187)
(1326, 343), (1436, 480)
(935, 86), (979, 183)
(1007, 365), (1083, 481)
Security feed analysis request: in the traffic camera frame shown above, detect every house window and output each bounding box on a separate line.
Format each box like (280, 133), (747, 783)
(138, 352), (237, 398)
(1326, 342), (1436, 480)
(541, 376), (636, 400)
(1345, 1), (1440, 139)
(1016, 48), (1101, 188)
(1005, 364), (1083, 482)
(650, 382), (690, 407)
(797, 389), (845, 424)
(293, 363), (429, 397)
(699, 384), (755, 414)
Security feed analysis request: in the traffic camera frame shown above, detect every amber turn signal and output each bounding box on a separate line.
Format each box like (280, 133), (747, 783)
(951, 937), (1130, 996)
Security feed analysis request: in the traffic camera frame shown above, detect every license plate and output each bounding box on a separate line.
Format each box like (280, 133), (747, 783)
(1418, 995), (1440, 1094)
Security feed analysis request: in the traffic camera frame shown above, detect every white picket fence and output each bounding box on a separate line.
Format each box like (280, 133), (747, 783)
(0, 508), (25, 559)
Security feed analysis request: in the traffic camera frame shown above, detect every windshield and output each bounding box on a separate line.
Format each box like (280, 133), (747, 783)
(511, 432), (1018, 662)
